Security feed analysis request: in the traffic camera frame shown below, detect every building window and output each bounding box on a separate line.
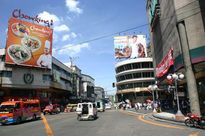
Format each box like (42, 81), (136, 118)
(134, 82), (142, 87)
(142, 62), (150, 68)
(133, 73), (141, 78)
(43, 74), (51, 81)
(0, 71), (12, 77)
(132, 63), (141, 69)
(125, 74), (132, 80)
(0, 55), (5, 62)
(142, 72), (153, 77)
(124, 64), (132, 70)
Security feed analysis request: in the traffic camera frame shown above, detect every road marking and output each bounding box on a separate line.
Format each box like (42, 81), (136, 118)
(120, 110), (138, 116)
(138, 115), (185, 130)
(120, 111), (185, 130)
(188, 132), (198, 136)
(41, 114), (54, 136)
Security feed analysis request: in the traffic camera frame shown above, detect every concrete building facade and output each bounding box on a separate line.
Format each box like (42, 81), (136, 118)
(0, 48), (94, 106)
(115, 58), (155, 103)
(81, 74), (95, 101)
(94, 86), (105, 100)
(146, 0), (205, 115)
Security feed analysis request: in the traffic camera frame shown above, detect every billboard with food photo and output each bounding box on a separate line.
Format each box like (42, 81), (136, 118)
(5, 17), (53, 69)
(114, 35), (147, 61)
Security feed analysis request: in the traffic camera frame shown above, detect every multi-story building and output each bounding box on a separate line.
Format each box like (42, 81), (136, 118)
(115, 58), (155, 103)
(146, 0), (205, 115)
(114, 35), (155, 103)
(0, 48), (92, 106)
(69, 65), (82, 97)
(94, 86), (105, 100)
(81, 74), (95, 101)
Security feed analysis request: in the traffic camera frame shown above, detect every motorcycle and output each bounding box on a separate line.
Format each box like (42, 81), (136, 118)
(185, 113), (205, 129)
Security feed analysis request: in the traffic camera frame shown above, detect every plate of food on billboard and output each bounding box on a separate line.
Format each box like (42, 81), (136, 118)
(11, 22), (30, 37)
(21, 36), (41, 52)
(7, 44), (31, 64)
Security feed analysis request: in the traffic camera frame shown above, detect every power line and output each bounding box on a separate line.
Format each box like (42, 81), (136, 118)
(53, 6), (202, 52)
(53, 23), (148, 51)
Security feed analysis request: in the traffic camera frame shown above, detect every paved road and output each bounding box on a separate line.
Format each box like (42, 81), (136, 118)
(0, 110), (204, 136)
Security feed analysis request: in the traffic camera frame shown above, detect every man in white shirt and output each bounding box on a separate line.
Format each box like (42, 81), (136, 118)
(130, 35), (139, 59)
(37, 40), (52, 69)
(130, 35), (145, 59)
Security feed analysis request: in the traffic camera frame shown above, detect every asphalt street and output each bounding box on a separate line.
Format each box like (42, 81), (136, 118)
(0, 110), (204, 136)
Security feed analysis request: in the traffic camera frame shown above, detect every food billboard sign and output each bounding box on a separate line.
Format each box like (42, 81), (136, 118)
(5, 17), (53, 69)
(114, 35), (147, 61)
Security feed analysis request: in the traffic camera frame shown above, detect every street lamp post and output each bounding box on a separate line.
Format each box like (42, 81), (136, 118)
(148, 84), (158, 112)
(167, 73), (184, 119)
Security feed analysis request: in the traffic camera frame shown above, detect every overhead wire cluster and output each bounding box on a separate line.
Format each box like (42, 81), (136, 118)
(53, 5), (202, 52)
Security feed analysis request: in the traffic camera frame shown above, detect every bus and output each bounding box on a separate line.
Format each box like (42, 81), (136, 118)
(0, 99), (41, 125)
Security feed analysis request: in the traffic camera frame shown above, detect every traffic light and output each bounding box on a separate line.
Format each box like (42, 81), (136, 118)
(112, 82), (115, 88)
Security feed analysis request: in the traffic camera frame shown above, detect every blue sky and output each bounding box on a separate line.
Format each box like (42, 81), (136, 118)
(0, 0), (149, 94)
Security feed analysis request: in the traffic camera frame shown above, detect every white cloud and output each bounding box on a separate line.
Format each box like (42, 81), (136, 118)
(62, 32), (77, 41)
(52, 47), (57, 56)
(59, 43), (89, 56)
(53, 33), (59, 43)
(38, 11), (60, 24)
(71, 32), (77, 38)
(65, 0), (83, 14)
(54, 24), (70, 32)
(62, 34), (70, 41)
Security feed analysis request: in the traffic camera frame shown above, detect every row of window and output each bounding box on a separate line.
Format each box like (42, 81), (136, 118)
(52, 64), (71, 78)
(116, 72), (154, 82)
(117, 81), (155, 90)
(0, 71), (71, 85)
(0, 71), (12, 77)
(116, 62), (153, 73)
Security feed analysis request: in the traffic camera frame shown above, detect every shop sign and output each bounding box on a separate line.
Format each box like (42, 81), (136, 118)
(156, 48), (174, 78)
(12, 9), (53, 27)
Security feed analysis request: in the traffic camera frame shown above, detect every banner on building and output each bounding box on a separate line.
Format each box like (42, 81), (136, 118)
(5, 17), (53, 69)
(156, 48), (174, 78)
(114, 35), (147, 61)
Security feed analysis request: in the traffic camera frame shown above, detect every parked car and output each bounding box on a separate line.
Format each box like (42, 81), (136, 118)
(66, 104), (78, 112)
(43, 104), (60, 115)
(76, 102), (98, 121)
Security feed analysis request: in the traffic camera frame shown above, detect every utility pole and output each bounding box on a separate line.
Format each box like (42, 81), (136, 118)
(69, 56), (79, 98)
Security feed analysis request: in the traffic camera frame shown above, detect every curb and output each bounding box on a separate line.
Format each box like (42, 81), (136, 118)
(125, 109), (186, 126)
(150, 114), (185, 126)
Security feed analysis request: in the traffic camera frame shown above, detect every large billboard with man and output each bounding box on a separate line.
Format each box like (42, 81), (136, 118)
(5, 17), (53, 69)
(114, 35), (147, 61)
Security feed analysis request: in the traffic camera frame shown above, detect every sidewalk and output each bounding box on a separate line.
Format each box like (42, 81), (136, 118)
(126, 108), (185, 125)
(152, 112), (185, 125)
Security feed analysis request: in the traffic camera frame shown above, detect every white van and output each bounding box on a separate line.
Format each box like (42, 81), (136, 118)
(76, 102), (98, 121)
(95, 100), (105, 112)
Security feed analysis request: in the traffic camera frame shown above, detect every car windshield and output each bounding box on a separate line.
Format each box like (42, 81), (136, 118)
(0, 105), (15, 112)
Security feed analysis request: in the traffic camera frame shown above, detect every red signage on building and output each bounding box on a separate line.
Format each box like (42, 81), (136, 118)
(156, 48), (174, 78)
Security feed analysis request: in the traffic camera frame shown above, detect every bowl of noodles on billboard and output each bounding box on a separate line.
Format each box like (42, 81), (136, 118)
(21, 36), (41, 52)
(11, 23), (30, 37)
(7, 44), (31, 64)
